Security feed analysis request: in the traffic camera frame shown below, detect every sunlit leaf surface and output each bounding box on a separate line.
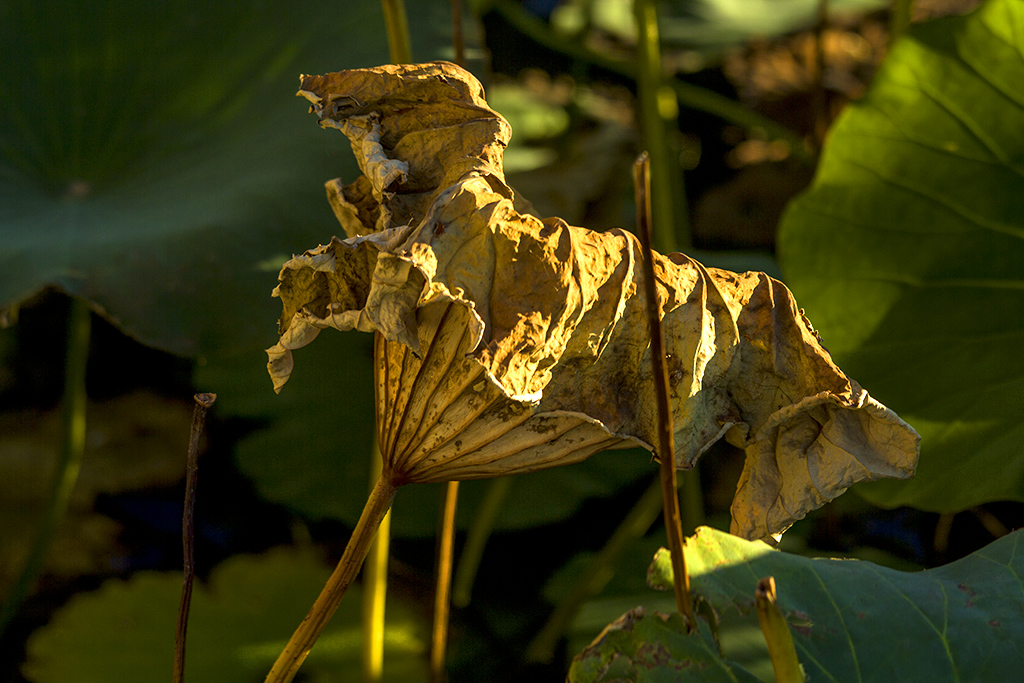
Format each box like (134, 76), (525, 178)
(777, 0), (1024, 511)
(641, 526), (1024, 682)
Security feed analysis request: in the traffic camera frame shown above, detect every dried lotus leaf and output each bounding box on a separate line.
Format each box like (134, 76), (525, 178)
(269, 62), (919, 541)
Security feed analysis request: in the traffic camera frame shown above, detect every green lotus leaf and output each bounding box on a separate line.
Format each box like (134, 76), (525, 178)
(0, 0), (456, 355)
(646, 526), (1024, 681)
(776, 0), (1024, 510)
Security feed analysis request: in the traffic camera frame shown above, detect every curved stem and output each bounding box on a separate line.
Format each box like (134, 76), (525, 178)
(452, 477), (512, 608)
(526, 475), (664, 663)
(0, 296), (90, 635)
(362, 438), (392, 683)
(265, 474), (399, 683)
(430, 481), (460, 683)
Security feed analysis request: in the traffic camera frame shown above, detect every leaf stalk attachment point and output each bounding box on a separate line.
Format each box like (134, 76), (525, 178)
(633, 153), (695, 630)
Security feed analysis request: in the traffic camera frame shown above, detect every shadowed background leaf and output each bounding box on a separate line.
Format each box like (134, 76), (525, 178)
(0, 0), (461, 354)
(22, 548), (427, 683)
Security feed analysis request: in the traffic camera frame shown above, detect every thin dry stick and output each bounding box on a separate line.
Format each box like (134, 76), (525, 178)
(430, 481), (460, 683)
(265, 474), (399, 683)
(174, 392), (216, 683)
(633, 152), (695, 630)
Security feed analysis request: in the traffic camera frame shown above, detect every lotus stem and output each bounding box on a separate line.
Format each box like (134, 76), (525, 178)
(452, 477), (513, 608)
(430, 481), (460, 683)
(526, 475), (664, 663)
(634, 153), (695, 629)
(634, 0), (687, 252)
(451, 0), (466, 68)
(382, 0), (413, 65)
(174, 392), (216, 683)
(0, 296), (90, 635)
(362, 437), (392, 683)
(890, 0), (914, 45)
(755, 577), (805, 683)
(491, 0), (811, 162)
(265, 474), (399, 683)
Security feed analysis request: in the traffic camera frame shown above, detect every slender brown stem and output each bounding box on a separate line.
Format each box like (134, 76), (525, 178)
(430, 481), (460, 683)
(174, 393), (216, 683)
(633, 153), (695, 630)
(755, 577), (805, 683)
(265, 474), (399, 683)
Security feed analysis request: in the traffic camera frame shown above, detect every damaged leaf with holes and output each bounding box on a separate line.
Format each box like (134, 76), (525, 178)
(266, 61), (919, 541)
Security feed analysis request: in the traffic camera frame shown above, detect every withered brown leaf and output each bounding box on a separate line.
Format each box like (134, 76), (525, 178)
(268, 62), (918, 541)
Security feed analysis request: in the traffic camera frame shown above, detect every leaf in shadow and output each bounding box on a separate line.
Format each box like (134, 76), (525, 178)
(22, 547), (427, 683)
(0, 0), (457, 355)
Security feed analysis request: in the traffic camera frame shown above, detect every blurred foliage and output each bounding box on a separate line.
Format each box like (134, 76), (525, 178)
(22, 547), (427, 683)
(0, 392), (191, 592)
(570, 526), (1024, 681)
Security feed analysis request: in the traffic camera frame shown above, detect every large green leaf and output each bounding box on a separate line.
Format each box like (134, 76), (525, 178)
(643, 526), (1024, 681)
(22, 547), (427, 683)
(776, 0), (1024, 510)
(0, 0), (456, 355)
